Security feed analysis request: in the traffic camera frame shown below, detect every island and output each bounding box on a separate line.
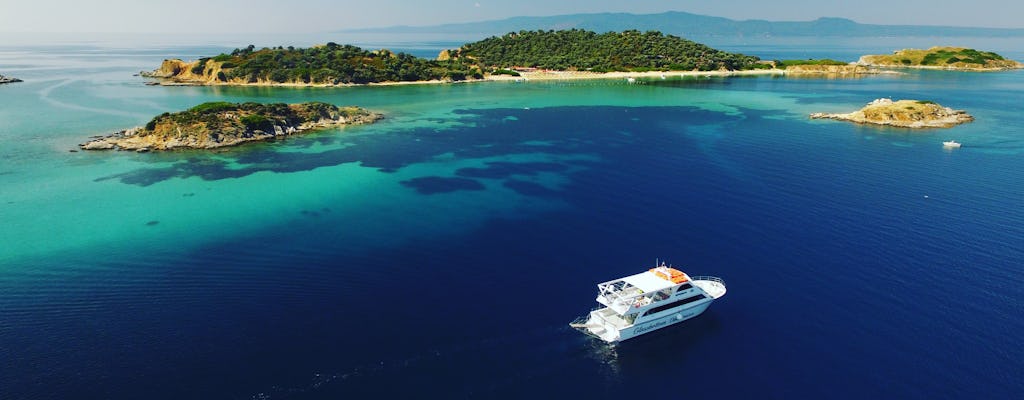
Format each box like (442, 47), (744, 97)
(442, 29), (761, 72)
(810, 98), (973, 128)
(857, 47), (1024, 70)
(141, 29), (772, 86)
(0, 74), (23, 84)
(80, 102), (382, 151)
(139, 34), (1021, 87)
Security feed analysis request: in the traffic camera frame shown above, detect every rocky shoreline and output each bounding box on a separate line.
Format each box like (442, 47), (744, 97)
(857, 47), (1024, 71)
(784, 64), (886, 75)
(80, 102), (382, 151)
(811, 98), (973, 129)
(0, 74), (23, 84)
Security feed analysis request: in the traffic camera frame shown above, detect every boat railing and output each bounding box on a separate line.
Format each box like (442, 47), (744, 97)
(691, 276), (726, 287)
(598, 290), (638, 309)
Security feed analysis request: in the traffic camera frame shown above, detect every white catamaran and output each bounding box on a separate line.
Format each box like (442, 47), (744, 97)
(570, 262), (726, 343)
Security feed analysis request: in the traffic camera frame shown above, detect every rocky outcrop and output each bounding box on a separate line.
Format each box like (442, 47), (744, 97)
(81, 102), (382, 151)
(811, 98), (973, 129)
(0, 74), (23, 84)
(784, 64), (880, 75)
(141, 59), (230, 85)
(857, 47), (1024, 71)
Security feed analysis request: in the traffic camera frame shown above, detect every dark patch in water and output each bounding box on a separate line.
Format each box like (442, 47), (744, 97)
(502, 179), (562, 198)
(182, 193), (195, 197)
(95, 157), (249, 187)
(145, 220), (159, 226)
(400, 176), (485, 194)
(456, 161), (567, 179)
(300, 210), (321, 217)
(95, 106), (736, 187)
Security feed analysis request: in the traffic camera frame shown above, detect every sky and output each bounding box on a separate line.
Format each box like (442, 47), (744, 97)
(1, 0), (1021, 33)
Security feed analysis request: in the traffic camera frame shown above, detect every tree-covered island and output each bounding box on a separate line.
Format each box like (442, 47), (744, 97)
(143, 29), (768, 85)
(80, 102), (381, 151)
(442, 29), (762, 71)
(141, 32), (1023, 86)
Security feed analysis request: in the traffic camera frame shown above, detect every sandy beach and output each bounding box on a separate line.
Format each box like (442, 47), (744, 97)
(485, 69), (785, 82)
(154, 68), (788, 88)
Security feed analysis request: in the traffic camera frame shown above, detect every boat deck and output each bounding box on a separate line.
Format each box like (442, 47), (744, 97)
(693, 277), (727, 299)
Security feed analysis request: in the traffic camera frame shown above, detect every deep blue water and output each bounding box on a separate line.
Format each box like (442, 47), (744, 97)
(1, 37), (1023, 399)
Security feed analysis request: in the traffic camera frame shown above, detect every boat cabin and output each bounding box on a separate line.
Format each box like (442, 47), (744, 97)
(595, 266), (699, 315)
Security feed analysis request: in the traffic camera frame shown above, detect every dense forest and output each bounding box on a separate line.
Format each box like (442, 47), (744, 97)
(449, 29), (762, 71)
(188, 29), (763, 85)
(144, 101), (354, 132)
(210, 43), (480, 84)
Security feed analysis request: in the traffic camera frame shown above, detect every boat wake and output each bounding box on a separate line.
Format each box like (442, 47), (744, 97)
(246, 325), (582, 399)
(38, 79), (146, 118)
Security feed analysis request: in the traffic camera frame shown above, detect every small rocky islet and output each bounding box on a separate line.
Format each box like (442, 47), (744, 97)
(811, 98), (974, 129)
(0, 74), (23, 84)
(80, 101), (382, 151)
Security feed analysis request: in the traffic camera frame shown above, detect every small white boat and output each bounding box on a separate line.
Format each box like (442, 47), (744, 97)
(943, 140), (962, 148)
(570, 262), (726, 343)
(626, 77), (636, 83)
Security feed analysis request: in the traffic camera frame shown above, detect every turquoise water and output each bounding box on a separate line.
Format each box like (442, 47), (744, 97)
(2, 38), (1023, 399)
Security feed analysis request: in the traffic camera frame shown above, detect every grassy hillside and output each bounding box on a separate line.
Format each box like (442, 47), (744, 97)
(860, 47), (1023, 69)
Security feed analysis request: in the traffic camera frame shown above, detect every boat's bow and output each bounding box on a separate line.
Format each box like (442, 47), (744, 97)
(692, 276), (727, 299)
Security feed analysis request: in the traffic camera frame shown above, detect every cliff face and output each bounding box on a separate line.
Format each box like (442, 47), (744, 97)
(143, 58), (316, 86)
(810, 98), (974, 129)
(858, 47), (1024, 70)
(142, 59), (241, 85)
(81, 102), (382, 151)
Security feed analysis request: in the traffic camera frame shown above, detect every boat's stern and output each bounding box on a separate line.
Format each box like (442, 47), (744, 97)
(569, 310), (622, 343)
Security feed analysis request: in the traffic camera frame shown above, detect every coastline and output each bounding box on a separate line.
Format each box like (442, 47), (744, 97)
(150, 68), (788, 88)
(856, 64), (1024, 72)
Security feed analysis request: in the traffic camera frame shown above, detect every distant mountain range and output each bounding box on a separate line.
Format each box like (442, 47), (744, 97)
(340, 11), (1024, 38)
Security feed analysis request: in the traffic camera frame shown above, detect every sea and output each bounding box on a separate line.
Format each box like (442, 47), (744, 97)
(1, 32), (1022, 399)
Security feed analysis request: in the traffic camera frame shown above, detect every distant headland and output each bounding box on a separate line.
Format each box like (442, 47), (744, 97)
(339, 11), (1024, 39)
(0, 74), (23, 84)
(80, 102), (381, 151)
(811, 99), (974, 129)
(858, 47), (1024, 71)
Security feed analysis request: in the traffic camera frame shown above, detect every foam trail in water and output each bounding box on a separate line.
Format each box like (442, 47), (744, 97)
(37, 79), (145, 118)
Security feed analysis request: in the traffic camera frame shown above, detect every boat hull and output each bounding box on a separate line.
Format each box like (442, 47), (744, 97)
(619, 300), (711, 341)
(577, 299), (712, 343)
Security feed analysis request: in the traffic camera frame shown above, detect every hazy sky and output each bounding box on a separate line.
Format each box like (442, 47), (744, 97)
(2, 0), (1021, 33)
